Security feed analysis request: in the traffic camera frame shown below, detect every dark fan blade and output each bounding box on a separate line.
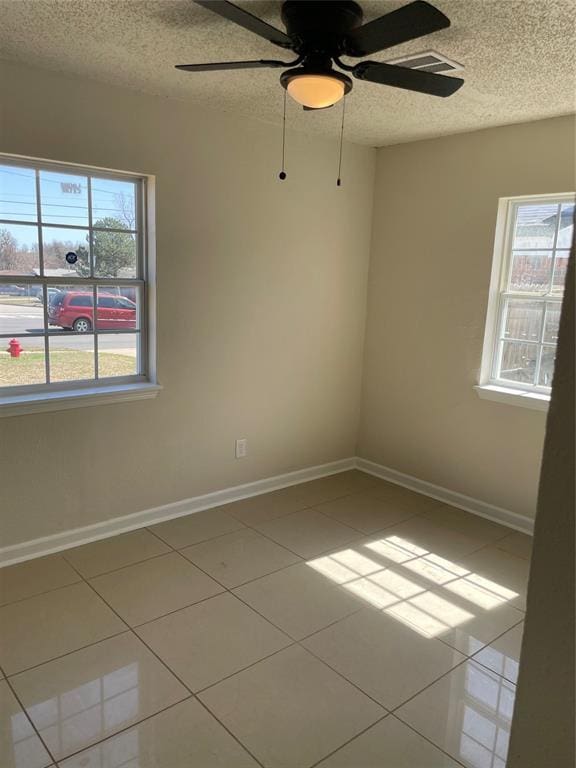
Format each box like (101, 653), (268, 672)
(194, 0), (292, 48)
(344, 1), (450, 57)
(176, 59), (287, 72)
(354, 61), (463, 97)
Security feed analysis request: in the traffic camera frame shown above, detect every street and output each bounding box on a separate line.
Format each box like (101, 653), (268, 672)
(0, 302), (137, 352)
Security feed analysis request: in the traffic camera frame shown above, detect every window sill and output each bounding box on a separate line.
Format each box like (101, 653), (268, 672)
(474, 384), (550, 412)
(0, 382), (162, 417)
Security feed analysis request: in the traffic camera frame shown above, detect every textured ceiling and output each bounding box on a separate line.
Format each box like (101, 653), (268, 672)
(0, 0), (575, 146)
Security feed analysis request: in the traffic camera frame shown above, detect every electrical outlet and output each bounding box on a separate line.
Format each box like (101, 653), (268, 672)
(235, 438), (248, 459)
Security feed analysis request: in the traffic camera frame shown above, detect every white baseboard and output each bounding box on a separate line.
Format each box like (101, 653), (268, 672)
(0, 458), (355, 568)
(355, 457), (534, 536)
(0, 454), (533, 568)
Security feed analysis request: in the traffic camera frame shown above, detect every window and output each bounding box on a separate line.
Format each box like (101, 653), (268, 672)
(0, 155), (159, 415)
(70, 295), (93, 307)
(478, 194), (574, 409)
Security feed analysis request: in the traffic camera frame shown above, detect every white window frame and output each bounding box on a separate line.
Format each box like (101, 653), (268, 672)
(476, 192), (574, 411)
(0, 154), (160, 416)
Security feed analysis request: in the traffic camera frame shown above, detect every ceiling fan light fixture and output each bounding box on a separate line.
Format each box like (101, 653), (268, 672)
(287, 74), (344, 108)
(281, 69), (353, 109)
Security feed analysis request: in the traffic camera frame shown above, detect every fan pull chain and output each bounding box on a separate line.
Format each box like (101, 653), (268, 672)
(337, 95), (346, 187)
(279, 89), (287, 180)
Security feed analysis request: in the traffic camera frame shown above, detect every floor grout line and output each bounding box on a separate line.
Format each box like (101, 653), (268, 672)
(435, 612), (526, 656)
(49, 694), (196, 766)
(169, 546), (303, 641)
(61, 545), (173, 580)
(147, 520), (249, 551)
(465, 616), (525, 683)
(294, 638), (390, 713)
(173, 516), (507, 765)
(295, 608), (519, 722)
(209, 556), (304, 590)
(19, 533), (521, 707)
(0, 575), (84, 609)
(1, 526), (526, 681)
(388, 712), (470, 768)
(193, 696), (268, 768)
(310, 497), (425, 536)
(387, 634), (521, 719)
(129, 588), (228, 629)
(306, 712), (390, 768)
(14, 486), (373, 764)
(5, 629), (131, 679)
(305, 709), (469, 768)
(193, 640), (298, 696)
(2, 501), (526, 676)
(60, 555), (269, 768)
(2, 474), (528, 768)
(3, 673), (59, 765)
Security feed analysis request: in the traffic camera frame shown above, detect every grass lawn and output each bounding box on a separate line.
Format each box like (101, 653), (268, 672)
(0, 296), (42, 307)
(0, 351), (136, 385)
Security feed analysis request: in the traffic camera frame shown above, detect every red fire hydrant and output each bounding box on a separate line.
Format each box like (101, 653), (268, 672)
(7, 339), (22, 358)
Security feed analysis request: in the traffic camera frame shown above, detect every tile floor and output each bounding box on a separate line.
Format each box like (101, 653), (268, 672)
(0, 470), (532, 768)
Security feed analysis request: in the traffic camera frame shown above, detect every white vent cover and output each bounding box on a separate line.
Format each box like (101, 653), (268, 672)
(385, 50), (464, 74)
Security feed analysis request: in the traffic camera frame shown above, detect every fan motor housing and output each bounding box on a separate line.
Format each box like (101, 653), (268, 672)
(281, 1), (363, 54)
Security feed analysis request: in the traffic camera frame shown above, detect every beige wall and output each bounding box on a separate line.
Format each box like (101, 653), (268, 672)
(0, 62), (375, 547)
(359, 116), (575, 518)
(1, 58), (572, 548)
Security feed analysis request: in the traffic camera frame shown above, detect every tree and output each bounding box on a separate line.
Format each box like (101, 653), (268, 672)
(76, 217), (135, 278)
(0, 228), (18, 271)
(114, 192), (136, 230)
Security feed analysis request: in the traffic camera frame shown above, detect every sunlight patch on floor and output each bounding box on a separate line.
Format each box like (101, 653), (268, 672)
(306, 533), (518, 639)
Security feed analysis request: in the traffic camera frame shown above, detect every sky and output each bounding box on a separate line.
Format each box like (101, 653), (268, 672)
(0, 164), (137, 249)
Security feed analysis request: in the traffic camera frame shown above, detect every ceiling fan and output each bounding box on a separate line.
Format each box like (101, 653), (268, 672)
(176, 0), (464, 110)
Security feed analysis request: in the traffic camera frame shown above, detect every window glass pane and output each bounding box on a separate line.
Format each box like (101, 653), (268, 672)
(48, 285), (95, 333)
(49, 334), (94, 383)
(0, 162), (145, 393)
(97, 333), (139, 378)
(96, 286), (140, 330)
(498, 341), (538, 385)
(70, 295), (92, 307)
(41, 226), (90, 276)
(551, 250), (570, 294)
(513, 204), (558, 249)
(0, 223), (40, 275)
(0, 165), (37, 222)
(0, 335), (46, 386)
(39, 171), (89, 226)
(0, 283), (45, 336)
(91, 178), (137, 231)
(538, 346), (555, 387)
(503, 300), (543, 342)
(543, 305), (561, 344)
(93, 228), (137, 278)
(508, 251), (552, 292)
(557, 204), (574, 248)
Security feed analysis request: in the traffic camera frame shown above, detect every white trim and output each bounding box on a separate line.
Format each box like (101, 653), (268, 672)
(0, 152), (159, 408)
(479, 196), (510, 386)
(0, 455), (534, 568)
(474, 384), (549, 412)
(0, 458), (355, 567)
(0, 382), (162, 417)
(478, 192), (574, 395)
(355, 457), (534, 535)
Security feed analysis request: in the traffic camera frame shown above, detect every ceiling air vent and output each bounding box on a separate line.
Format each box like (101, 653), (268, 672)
(385, 50), (464, 74)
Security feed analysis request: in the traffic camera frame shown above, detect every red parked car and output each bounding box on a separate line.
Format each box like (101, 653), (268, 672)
(48, 291), (137, 332)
